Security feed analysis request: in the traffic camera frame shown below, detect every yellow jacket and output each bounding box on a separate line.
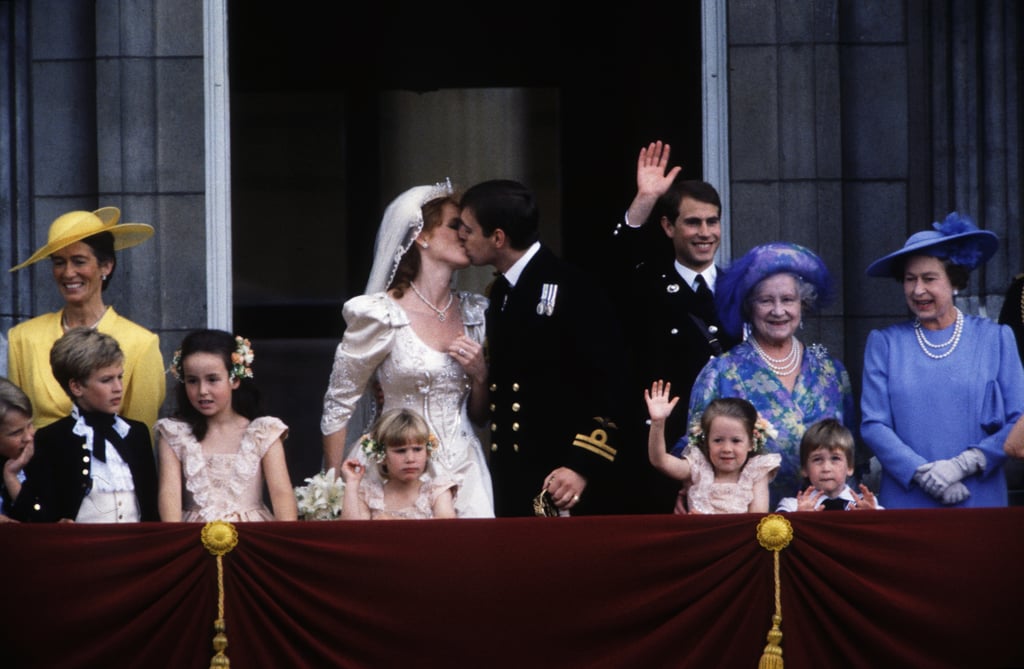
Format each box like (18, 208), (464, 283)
(7, 308), (166, 429)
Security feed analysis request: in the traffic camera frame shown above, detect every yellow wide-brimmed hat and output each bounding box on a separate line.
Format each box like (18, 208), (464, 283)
(10, 207), (154, 272)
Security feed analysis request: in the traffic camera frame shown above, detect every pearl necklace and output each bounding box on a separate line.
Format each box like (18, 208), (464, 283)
(409, 281), (454, 322)
(913, 308), (963, 359)
(61, 306), (108, 332)
(749, 335), (802, 376)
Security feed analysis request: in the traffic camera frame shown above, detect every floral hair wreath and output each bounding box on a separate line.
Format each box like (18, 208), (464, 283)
(359, 433), (439, 463)
(688, 413), (779, 454)
(168, 336), (255, 382)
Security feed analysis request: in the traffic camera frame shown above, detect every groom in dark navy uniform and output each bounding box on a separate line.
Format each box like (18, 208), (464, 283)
(610, 141), (739, 513)
(459, 179), (629, 517)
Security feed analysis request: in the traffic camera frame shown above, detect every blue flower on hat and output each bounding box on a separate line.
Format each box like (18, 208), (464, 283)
(865, 211), (999, 278)
(932, 212), (986, 268)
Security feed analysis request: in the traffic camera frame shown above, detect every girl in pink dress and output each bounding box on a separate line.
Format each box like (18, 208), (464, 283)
(156, 329), (297, 522)
(340, 408), (455, 520)
(646, 383), (780, 514)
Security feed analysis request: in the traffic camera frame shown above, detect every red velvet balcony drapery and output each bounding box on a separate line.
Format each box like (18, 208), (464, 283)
(1, 509), (1022, 669)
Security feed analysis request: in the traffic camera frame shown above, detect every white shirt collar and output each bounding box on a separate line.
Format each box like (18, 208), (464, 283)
(674, 261), (717, 292)
(71, 404), (131, 441)
(503, 241), (541, 287)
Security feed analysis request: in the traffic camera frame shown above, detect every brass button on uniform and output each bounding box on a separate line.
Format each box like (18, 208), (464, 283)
(489, 403), (496, 411)
(513, 444), (519, 452)
(512, 422), (520, 432)
(491, 423), (498, 432)
(491, 443), (498, 452)
(512, 402), (521, 412)
(489, 383), (497, 392)
(512, 383), (520, 392)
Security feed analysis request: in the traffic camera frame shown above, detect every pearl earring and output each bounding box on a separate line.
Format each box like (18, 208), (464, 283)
(953, 289), (959, 296)
(419, 241), (429, 249)
(101, 274), (107, 281)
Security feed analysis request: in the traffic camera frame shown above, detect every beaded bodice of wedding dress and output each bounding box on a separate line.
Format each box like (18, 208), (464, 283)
(374, 319), (494, 517)
(323, 293), (495, 518)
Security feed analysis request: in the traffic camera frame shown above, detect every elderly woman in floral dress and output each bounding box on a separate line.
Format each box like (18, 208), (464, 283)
(670, 242), (856, 510)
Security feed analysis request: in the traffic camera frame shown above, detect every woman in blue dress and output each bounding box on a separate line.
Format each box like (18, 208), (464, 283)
(861, 213), (1024, 508)
(674, 242), (856, 510)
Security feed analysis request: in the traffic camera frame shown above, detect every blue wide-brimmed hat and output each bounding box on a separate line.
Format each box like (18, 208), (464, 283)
(865, 212), (998, 279)
(716, 242), (833, 339)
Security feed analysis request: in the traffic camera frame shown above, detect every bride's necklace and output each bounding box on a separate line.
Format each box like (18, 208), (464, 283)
(750, 335), (802, 376)
(409, 281), (454, 322)
(61, 306), (108, 332)
(914, 307), (963, 359)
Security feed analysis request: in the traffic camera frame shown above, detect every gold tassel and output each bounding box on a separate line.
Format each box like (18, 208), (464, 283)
(756, 514), (793, 669)
(202, 521), (239, 669)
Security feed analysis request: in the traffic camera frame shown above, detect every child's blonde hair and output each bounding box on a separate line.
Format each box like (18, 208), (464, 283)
(799, 418), (855, 467)
(361, 408), (436, 478)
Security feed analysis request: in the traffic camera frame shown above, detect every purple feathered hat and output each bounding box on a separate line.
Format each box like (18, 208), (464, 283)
(716, 242), (834, 339)
(865, 212), (999, 279)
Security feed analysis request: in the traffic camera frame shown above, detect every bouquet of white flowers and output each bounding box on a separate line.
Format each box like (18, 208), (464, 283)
(294, 468), (345, 520)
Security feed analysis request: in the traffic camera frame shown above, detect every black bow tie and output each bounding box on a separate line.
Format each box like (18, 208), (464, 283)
(821, 497), (848, 511)
(81, 410), (124, 463)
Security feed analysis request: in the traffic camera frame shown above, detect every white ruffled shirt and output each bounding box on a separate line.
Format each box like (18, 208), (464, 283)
(72, 405), (136, 493)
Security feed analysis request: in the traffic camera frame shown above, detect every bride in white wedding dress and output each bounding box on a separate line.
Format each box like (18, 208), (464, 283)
(320, 182), (494, 517)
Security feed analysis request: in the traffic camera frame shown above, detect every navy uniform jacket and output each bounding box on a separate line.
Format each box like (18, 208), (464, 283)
(625, 258), (739, 442)
(610, 222), (739, 513)
(486, 245), (629, 517)
(10, 414), (159, 522)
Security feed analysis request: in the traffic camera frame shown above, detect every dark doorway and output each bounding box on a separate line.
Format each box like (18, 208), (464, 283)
(228, 0), (703, 483)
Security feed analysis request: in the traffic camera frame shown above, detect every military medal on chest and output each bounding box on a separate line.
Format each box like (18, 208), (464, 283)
(536, 283), (558, 316)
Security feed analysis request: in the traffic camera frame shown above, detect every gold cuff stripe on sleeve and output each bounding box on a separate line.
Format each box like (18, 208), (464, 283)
(572, 428), (616, 462)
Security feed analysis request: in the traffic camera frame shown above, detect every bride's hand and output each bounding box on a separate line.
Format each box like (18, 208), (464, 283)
(450, 335), (486, 384)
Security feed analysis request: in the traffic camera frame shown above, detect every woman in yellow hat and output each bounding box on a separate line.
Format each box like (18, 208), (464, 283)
(7, 208), (165, 429)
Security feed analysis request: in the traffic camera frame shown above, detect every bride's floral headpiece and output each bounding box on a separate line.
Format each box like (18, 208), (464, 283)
(688, 413), (778, 454)
(360, 433), (439, 463)
(168, 335), (255, 382)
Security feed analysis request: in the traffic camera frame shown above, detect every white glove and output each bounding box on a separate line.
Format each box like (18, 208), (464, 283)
(939, 481), (971, 505)
(915, 448), (986, 498)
